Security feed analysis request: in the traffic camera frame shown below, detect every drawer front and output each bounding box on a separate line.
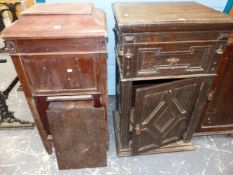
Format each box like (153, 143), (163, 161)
(120, 42), (225, 78)
(120, 31), (229, 44)
(47, 106), (106, 169)
(20, 54), (100, 95)
(7, 38), (107, 54)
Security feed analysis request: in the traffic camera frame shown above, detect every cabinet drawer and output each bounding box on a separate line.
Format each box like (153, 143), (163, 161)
(120, 31), (229, 44)
(20, 54), (100, 96)
(7, 38), (107, 54)
(119, 42), (225, 78)
(47, 104), (106, 169)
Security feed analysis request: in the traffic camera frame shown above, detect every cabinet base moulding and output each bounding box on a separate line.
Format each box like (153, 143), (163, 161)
(194, 130), (233, 136)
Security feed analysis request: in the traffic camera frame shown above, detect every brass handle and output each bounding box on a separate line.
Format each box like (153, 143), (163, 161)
(135, 124), (141, 135)
(166, 57), (180, 65)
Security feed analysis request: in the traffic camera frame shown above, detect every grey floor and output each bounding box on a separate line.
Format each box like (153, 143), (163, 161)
(0, 53), (233, 175)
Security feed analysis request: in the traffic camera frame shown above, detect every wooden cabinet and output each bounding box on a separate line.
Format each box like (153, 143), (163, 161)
(113, 2), (233, 156)
(195, 36), (233, 135)
(2, 3), (108, 169)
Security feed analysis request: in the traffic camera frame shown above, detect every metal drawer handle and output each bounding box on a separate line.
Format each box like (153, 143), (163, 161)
(166, 57), (180, 65)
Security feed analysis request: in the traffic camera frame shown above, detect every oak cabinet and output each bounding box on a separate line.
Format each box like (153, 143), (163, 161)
(113, 2), (233, 156)
(2, 3), (108, 169)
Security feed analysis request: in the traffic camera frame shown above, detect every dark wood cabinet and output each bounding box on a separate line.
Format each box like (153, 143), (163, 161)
(195, 35), (233, 135)
(2, 3), (108, 169)
(113, 2), (233, 156)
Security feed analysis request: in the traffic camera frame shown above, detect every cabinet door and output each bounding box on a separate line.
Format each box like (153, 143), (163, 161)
(47, 106), (106, 169)
(132, 78), (200, 154)
(20, 54), (99, 95)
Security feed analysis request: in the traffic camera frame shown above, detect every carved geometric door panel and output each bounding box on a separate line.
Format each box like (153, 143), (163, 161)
(132, 78), (201, 154)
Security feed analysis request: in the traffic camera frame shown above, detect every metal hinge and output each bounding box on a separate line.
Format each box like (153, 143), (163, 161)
(208, 90), (215, 100)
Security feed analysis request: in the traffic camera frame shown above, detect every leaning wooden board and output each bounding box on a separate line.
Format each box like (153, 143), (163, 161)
(47, 106), (106, 169)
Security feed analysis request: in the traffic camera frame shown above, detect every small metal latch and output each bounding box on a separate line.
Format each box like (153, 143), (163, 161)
(208, 90), (215, 100)
(216, 48), (224, 55)
(125, 49), (134, 59)
(117, 47), (124, 57)
(135, 124), (141, 135)
(216, 44), (224, 55)
(47, 135), (53, 141)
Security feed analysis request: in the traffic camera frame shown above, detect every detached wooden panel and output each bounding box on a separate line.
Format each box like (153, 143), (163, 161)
(47, 107), (106, 169)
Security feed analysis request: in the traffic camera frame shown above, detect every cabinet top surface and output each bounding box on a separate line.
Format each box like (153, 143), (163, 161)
(113, 2), (233, 32)
(2, 3), (108, 40)
(21, 3), (93, 15)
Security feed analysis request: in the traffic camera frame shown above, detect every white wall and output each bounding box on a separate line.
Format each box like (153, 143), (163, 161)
(46, 0), (227, 95)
